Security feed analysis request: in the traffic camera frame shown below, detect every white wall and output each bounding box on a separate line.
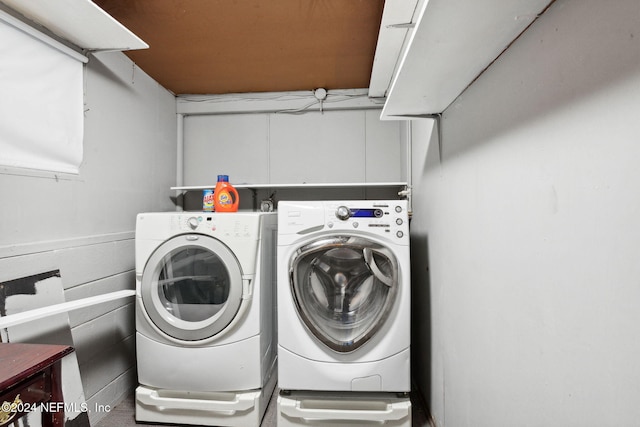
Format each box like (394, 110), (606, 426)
(0, 51), (176, 424)
(182, 108), (407, 208)
(410, 0), (640, 425)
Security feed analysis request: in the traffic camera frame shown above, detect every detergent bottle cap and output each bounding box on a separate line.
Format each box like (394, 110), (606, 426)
(217, 175), (229, 182)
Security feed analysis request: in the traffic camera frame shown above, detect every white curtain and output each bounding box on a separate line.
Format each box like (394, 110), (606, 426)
(0, 12), (84, 174)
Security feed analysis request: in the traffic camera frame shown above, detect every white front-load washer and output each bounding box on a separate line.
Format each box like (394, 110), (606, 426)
(134, 211), (277, 427)
(277, 200), (411, 393)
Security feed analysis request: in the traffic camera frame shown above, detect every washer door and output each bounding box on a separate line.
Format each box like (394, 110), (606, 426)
(141, 234), (243, 341)
(289, 235), (398, 353)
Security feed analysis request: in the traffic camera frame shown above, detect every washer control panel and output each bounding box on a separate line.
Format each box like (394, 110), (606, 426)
(324, 201), (409, 241)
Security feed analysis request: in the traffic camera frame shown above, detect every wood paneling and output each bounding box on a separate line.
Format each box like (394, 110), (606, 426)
(92, 0), (384, 94)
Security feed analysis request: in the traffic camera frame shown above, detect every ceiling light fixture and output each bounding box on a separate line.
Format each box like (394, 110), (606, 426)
(314, 88), (327, 101)
(314, 88), (327, 114)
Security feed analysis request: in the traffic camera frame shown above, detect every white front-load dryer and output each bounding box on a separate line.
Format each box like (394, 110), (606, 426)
(134, 211), (277, 427)
(277, 200), (411, 393)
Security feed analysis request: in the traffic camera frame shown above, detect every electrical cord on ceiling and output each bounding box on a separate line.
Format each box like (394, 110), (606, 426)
(179, 92), (313, 104)
(275, 88), (375, 115)
(179, 89), (370, 104)
(275, 99), (320, 115)
(178, 88), (377, 115)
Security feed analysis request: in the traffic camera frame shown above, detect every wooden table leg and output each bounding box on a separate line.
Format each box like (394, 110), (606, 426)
(43, 360), (64, 427)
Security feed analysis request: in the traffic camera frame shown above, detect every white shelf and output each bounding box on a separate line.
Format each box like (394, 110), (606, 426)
(172, 182), (409, 191)
(368, 0), (424, 98)
(379, 0), (553, 118)
(0, 0), (148, 51)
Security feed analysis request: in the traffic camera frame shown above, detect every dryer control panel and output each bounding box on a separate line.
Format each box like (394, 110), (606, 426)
(173, 213), (256, 240)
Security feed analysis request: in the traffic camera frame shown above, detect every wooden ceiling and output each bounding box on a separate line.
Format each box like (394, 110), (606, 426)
(92, 0), (385, 95)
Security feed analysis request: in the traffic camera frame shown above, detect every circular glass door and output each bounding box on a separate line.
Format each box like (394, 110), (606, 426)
(290, 235), (398, 352)
(141, 234), (243, 341)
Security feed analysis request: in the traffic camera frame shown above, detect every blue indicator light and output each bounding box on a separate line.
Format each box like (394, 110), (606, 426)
(350, 209), (384, 218)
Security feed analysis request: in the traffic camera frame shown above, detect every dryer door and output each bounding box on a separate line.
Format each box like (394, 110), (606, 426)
(141, 234), (243, 341)
(289, 235), (398, 353)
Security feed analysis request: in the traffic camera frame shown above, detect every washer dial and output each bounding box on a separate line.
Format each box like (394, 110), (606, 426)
(335, 206), (351, 221)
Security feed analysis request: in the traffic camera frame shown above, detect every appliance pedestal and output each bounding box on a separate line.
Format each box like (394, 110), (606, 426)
(135, 362), (277, 427)
(277, 390), (412, 427)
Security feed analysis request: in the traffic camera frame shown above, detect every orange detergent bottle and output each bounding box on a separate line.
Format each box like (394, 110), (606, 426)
(214, 175), (239, 212)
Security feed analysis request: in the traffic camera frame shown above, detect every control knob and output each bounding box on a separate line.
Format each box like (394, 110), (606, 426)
(187, 217), (199, 230)
(335, 206), (351, 221)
